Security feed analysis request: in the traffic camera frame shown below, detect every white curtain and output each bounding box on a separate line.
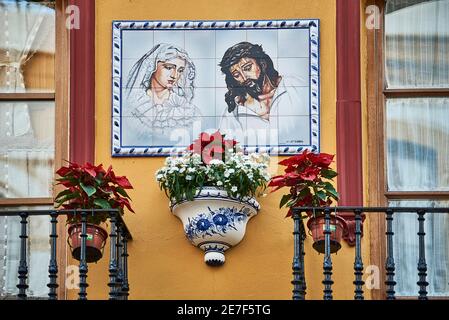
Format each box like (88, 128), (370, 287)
(1, 208), (52, 297)
(387, 98), (449, 192)
(390, 201), (449, 296)
(385, 0), (449, 297)
(385, 0), (449, 88)
(386, 98), (449, 296)
(0, 1), (55, 298)
(386, 99), (449, 295)
(0, 1), (55, 92)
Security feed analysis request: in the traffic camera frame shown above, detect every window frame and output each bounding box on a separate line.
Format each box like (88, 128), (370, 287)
(0, 0), (69, 299)
(367, 0), (449, 300)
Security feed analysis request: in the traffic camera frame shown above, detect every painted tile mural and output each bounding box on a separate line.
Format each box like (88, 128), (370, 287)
(112, 20), (320, 156)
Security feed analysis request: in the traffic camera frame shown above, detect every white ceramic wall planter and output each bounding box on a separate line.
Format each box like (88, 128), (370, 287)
(171, 187), (260, 266)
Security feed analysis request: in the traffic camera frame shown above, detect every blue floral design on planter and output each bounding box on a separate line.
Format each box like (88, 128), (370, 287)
(185, 206), (251, 242)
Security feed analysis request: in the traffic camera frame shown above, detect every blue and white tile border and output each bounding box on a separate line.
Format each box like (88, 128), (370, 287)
(112, 19), (320, 157)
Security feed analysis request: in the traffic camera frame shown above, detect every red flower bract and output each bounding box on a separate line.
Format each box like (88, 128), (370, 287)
(114, 176), (133, 189)
(269, 149), (339, 218)
(54, 161), (135, 225)
(187, 130), (238, 164)
(299, 167), (320, 181)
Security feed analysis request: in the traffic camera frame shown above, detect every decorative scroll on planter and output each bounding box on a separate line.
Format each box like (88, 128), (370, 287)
(171, 187), (259, 266)
(341, 213), (366, 246)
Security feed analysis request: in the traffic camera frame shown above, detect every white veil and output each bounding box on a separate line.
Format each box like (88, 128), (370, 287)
(125, 43), (196, 102)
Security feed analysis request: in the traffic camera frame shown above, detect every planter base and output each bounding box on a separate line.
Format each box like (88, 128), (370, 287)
(311, 240), (342, 254)
(201, 242), (229, 266)
(205, 251), (225, 266)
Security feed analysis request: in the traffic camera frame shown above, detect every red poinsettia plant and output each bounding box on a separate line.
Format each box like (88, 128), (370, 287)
(269, 149), (339, 218)
(54, 161), (134, 225)
(188, 130), (238, 164)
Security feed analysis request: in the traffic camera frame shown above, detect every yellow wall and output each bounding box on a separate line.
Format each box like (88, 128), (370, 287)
(67, 0), (373, 300)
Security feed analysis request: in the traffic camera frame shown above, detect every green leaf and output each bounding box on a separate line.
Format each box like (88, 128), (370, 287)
(54, 192), (80, 206)
(279, 194), (292, 208)
(54, 189), (73, 201)
(326, 189), (340, 200)
(80, 182), (96, 197)
(316, 190), (327, 201)
(298, 187), (311, 198)
(93, 198), (111, 209)
(324, 182), (339, 198)
(116, 187), (130, 199)
(321, 169), (338, 179)
(286, 197), (299, 208)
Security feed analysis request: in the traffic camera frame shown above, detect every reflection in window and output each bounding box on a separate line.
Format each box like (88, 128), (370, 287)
(0, 101), (54, 198)
(0, 0), (56, 299)
(386, 98), (449, 191)
(385, 0), (449, 88)
(0, 0), (55, 93)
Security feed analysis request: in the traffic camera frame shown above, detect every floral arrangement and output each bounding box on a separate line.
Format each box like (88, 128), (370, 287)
(54, 162), (134, 225)
(156, 131), (271, 203)
(269, 149), (339, 218)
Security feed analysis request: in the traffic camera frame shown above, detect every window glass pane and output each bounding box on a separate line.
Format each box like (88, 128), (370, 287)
(385, 0), (449, 88)
(0, 101), (55, 198)
(0, 205), (51, 298)
(0, 1), (55, 93)
(386, 98), (449, 191)
(390, 200), (449, 297)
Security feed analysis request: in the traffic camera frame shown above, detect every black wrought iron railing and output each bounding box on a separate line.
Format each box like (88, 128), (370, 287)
(0, 209), (132, 300)
(291, 206), (449, 300)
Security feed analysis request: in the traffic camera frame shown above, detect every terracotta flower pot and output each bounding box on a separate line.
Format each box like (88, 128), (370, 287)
(306, 215), (347, 254)
(68, 223), (108, 263)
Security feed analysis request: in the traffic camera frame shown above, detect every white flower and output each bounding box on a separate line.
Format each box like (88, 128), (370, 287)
(186, 175), (193, 181)
(231, 186), (238, 193)
(216, 181), (223, 186)
(262, 153), (270, 162)
(179, 167), (186, 173)
(169, 167), (179, 173)
(224, 168), (235, 178)
(249, 153), (259, 161)
(173, 158), (183, 166)
(191, 153), (202, 164)
(209, 159), (224, 166)
(187, 167), (196, 173)
(156, 174), (164, 181)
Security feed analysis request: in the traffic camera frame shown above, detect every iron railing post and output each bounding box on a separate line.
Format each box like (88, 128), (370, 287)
(78, 211), (89, 300)
(17, 212), (29, 300)
(353, 209), (364, 300)
(47, 212), (59, 300)
(322, 208), (333, 300)
(417, 209), (428, 300)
